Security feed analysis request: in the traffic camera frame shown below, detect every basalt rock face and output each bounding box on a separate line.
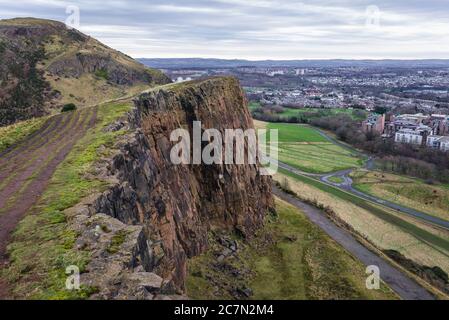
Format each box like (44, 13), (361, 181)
(94, 77), (273, 292)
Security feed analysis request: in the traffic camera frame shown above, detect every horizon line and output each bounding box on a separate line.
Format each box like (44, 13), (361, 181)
(137, 57), (449, 62)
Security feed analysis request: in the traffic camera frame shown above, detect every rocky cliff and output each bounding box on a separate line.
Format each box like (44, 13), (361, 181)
(0, 18), (171, 126)
(70, 77), (273, 298)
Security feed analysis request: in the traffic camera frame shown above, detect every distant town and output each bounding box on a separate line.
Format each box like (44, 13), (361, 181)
(363, 113), (449, 152)
(141, 60), (449, 153)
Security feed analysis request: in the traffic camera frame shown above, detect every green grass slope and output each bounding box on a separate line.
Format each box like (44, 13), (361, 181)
(1, 101), (133, 299)
(186, 198), (397, 300)
(352, 170), (449, 221)
(0, 117), (48, 153)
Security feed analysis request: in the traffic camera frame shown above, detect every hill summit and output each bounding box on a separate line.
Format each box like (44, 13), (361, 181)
(0, 18), (171, 126)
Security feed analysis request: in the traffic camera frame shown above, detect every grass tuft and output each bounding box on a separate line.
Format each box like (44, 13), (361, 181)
(0, 117), (48, 153)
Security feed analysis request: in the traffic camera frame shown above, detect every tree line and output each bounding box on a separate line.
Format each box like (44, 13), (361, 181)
(252, 103), (449, 182)
(310, 114), (449, 183)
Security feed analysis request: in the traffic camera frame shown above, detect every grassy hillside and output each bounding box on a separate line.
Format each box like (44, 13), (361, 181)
(1, 101), (133, 299)
(352, 170), (449, 221)
(273, 170), (449, 296)
(0, 117), (48, 153)
(186, 198), (397, 300)
(0, 18), (171, 126)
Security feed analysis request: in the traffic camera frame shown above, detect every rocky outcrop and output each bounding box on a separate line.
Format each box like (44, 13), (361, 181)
(0, 31), (50, 125)
(47, 52), (169, 86)
(0, 18), (171, 126)
(75, 77), (273, 297)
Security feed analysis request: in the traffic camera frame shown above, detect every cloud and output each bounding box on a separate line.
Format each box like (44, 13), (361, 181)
(0, 0), (448, 59)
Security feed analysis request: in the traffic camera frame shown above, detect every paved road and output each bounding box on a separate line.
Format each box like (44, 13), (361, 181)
(320, 170), (449, 230)
(282, 126), (449, 230)
(274, 187), (435, 300)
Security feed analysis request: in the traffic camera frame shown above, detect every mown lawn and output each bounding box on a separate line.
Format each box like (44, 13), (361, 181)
(268, 123), (327, 143)
(186, 199), (397, 300)
(264, 123), (363, 173)
(328, 176), (345, 184)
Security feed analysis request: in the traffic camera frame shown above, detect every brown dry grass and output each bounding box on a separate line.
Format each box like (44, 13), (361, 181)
(46, 74), (148, 109)
(274, 172), (449, 274)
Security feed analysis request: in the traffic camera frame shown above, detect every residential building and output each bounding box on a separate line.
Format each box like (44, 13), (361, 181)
(394, 125), (433, 146)
(427, 135), (449, 152)
(427, 135), (443, 148)
(440, 137), (449, 151)
(362, 113), (385, 134)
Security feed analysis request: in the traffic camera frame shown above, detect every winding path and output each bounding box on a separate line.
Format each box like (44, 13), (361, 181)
(286, 126), (449, 230)
(320, 169), (449, 230)
(274, 187), (435, 300)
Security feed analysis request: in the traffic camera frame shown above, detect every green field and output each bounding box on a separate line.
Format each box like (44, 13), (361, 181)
(280, 107), (365, 119)
(249, 101), (261, 112)
(265, 123), (363, 173)
(249, 102), (366, 120)
(186, 199), (397, 300)
(269, 123), (327, 143)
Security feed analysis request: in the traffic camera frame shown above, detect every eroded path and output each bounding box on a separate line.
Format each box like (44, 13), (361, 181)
(0, 107), (97, 263)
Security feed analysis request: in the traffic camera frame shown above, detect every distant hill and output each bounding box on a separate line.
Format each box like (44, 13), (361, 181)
(0, 18), (171, 126)
(139, 58), (449, 69)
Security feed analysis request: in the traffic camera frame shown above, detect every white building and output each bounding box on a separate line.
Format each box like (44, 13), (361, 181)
(267, 70), (285, 77)
(440, 137), (449, 151)
(395, 129), (424, 145)
(427, 135), (442, 148)
(427, 135), (449, 152)
(174, 76), (192, 83)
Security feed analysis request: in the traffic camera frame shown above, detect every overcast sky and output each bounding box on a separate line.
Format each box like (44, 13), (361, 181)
(1, 0), (449, 60)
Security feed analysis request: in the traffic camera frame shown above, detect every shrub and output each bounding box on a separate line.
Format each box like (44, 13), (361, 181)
(95, 68), (109, 80)
(61, 103), (77, 113)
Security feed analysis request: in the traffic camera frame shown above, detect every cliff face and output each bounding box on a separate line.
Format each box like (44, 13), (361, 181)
(82, 77), (273, 296)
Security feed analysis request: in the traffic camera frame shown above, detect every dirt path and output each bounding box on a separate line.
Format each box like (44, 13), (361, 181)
(0, 107), (97, 298)
(273, 187), (435, 300)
